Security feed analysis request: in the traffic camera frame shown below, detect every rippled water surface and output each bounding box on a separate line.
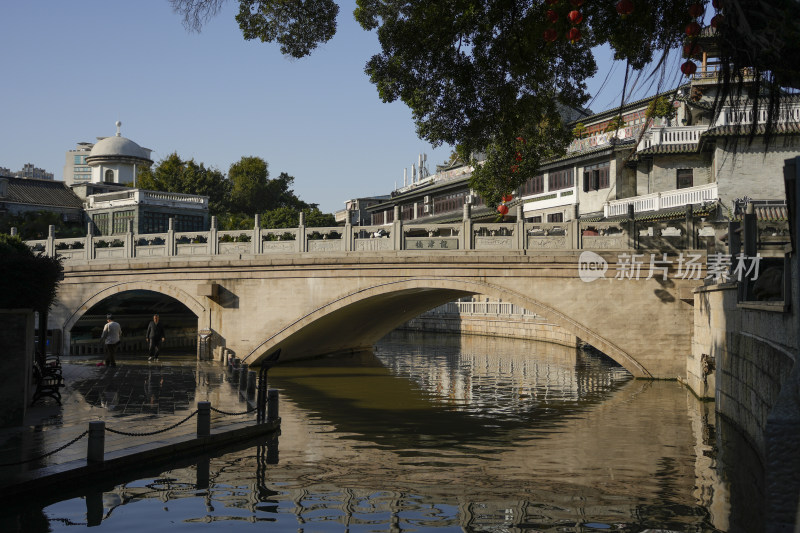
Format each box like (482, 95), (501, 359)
(18, 332), (762, 531)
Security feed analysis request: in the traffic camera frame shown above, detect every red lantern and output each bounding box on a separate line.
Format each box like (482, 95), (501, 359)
(685, 21), (701, 37)
(516, 136), (526, 144)
(502, 194), (514, 203)
(511, 164), (519, 173)
(711, 14), (724, 28)
(681, 60), (698, 76)
(688, 3), (704, 18)
(568, 10), (583, 25)
(683, 42), (702, 58)
(546, 9), (559, 24)
(497, 204), (509, 215)
(543, 28), (558, 42)
(567, 27), (581, 42)
(616, 0), (634, 16)
(570, 0), (584, 6)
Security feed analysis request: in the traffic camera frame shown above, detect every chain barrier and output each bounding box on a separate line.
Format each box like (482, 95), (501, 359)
(210, 405), (257, 416)
(105, 410), (198, 437)
(0, 430), (89, 467)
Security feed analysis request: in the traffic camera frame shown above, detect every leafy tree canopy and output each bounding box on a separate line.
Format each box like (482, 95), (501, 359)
(169, 0), (800, 204)
(0, 211), (84, 240)
(0, 234), (63, 313)
(137, 153), (231, 216)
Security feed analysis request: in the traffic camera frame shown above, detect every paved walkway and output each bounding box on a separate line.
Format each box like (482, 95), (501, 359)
(0, 354), (259, 487)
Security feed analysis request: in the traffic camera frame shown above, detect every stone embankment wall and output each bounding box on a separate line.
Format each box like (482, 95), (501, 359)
(399, 314), (579, 347)
(691, 283), (796, 455)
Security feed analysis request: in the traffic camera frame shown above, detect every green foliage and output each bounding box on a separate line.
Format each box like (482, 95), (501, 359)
(646, 96), (676, 120)
(236, 0), (339, 58)
(604, 116), (626, 133)
(260, 206), (336, 229)
(0, 234), (63, 313)
(0, 211), (84, 240)
(572, 123), (587, 139)
(137, 153), (231, 216)
(228, 156), (271, 216)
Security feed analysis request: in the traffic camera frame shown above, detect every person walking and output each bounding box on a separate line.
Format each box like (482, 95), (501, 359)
(146, 313), (166, 362)
(99, 314), (122, 367)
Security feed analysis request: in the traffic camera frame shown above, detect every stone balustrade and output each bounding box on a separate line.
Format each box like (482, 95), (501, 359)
(605, 183), (718, 217)
(18, 205), (728, 264)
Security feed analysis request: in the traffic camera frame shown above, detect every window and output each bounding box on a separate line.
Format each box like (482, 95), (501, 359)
(583, 162), (610, 192)
(528, 215), (542, 223)
(677, 169), (694, 189)
(74, 155), (82, 164)
(104, 169), (114, 182)
(143, 212), (170, 233)
(92, 213), (110, 236)
(520, 175), (544, 195)
(548, 169), (574, 191)
(401, 204), (415, 220)
(433, 192), (467, 214)
(176, 214), (204, 232)
(547, 212), (564, 222)
(112, 210), (135, 234)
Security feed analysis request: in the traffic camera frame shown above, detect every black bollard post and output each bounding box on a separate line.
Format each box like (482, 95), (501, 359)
(267, 389), (279, 422)
(247, 370), (257, 400)
(197, 401), (211, 438)
(87, 421), (105, 463)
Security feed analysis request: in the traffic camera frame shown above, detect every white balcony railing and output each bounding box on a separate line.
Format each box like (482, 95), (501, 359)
(604, 183), (718, 217)
(637, 125), (708, 151)
(87, 189), (208, 210)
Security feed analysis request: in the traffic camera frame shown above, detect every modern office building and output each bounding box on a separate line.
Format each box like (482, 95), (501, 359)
(63, 142), (95, 186)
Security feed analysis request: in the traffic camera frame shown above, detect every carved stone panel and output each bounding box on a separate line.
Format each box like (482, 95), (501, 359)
(527, 236), (567, 249)
(355, 238), (393, 251)
(95, 247), (126, 259)
(263, 241), (297, 253)
(405, 237), (459, 250)
(583, 235), (627, 249)
(176, 244), (209, 256)
(56, 249), (86, 261)
(308, 240), (344, 252)
(135, 245), (166, 257)
(219, 242), (250, 255)
(475, 236), (513, 250)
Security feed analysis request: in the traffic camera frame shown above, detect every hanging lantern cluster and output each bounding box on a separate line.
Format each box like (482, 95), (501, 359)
(681, 1), (712, 78)
(497, 194), (513, 216)
(542, 0), (584, 44)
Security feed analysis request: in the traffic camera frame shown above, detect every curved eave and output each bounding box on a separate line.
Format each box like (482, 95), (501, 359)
(86, 155), (153, 166)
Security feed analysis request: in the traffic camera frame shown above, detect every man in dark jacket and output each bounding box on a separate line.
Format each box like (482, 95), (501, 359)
(146, 314), (166, 362)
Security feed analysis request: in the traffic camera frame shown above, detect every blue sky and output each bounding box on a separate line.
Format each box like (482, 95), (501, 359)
(1, 1), (683, 213)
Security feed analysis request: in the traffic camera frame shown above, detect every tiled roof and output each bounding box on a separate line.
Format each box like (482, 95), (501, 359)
(635, 143), (701, 156)
(605, 204), (717, 222)
(0, 177), (84, 209)
(702, 123), (800, 137)
(732, 204), (789, 222)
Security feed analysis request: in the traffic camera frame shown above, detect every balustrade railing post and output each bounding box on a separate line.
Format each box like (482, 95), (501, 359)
(685, 203), (694, 249)
(247, 370), (256, 399)
(210, 216), (218, 255)
(197, 401), (211, 438)
(46, 225), (55, 257)
(126, 220), (134, 258)
(253, 214), (261, 254)
(239, 363), (249, 393)
(515, 205), (524, 249)
(86, 222), (94, 260)
(344, 222), (353, 251)
(167, 218), (175, 256)
(298, 212), (307, 253)
(462, 203), (472, 250)
(627, 204), (636, 249)
(87, 421), (105, 463)
(393, 206), (402, 250)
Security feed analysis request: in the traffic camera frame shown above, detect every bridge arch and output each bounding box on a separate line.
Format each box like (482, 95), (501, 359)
(60, 280), (208, 335)
(243, 277), (650, 377)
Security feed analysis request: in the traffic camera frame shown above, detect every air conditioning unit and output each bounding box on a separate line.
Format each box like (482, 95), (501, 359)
(465, 194), (473, 204)
(423, 205), (430, 213)
(424, 195), (431, 203)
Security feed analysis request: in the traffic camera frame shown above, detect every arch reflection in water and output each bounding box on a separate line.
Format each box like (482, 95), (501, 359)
(35, 332), (740, 532)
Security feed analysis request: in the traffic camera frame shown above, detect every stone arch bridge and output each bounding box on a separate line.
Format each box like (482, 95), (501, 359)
(48, 249), (701, 379)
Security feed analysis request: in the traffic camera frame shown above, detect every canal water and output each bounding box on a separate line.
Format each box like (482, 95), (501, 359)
(17, 331), (762, 532)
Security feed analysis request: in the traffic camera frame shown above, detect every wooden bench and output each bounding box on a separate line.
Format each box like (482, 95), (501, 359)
(31, 357), (64, 406)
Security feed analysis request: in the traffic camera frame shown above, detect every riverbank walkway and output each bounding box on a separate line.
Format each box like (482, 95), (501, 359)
(0, 354), (267, 495)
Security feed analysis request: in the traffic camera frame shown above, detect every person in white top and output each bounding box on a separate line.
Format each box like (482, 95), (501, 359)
(99, 314), (122, 367)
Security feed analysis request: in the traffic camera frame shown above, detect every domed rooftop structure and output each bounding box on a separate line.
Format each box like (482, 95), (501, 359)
(87, 121), (152, 163)
(85, 121), (153, 184)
